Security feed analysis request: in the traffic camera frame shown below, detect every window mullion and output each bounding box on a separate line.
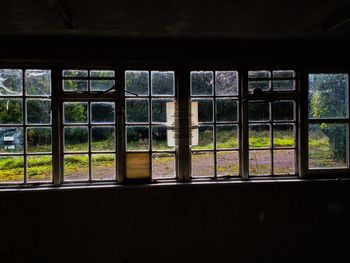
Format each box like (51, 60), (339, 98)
(240, 70), (249, 179)
(116, 69), (125, 183)
(299, 70), (308, 177)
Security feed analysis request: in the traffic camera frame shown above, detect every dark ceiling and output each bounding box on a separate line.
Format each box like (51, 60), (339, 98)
(1, 0), (350, 39)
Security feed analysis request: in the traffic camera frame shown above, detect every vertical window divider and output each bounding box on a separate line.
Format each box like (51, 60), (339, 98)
(299, 70), (308, 178)
(22, 69), (27, 184)
(116, 69), (125, 183)
(148, 71), (152, 179)
(213, 71), (217, 179)
(270, 99), (274, 176)
(240, 70), (249, 179)
(88, 101), (92, 181)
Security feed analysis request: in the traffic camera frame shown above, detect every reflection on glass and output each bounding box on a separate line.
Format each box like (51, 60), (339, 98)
(0, 69), (23, 96)
(0, 156), (24, 183)
(192, 99), (213, 123)
(91, 102), (115, 124)
(249, 124), (270, 148)
(273, 124), (294, 147)
(90, 70), (115, 92)
(249, 150), (271, 175)
(248, 71), (271, 91)
(27, 127), (52, 153)
(216, 98), (238, 122)
(26, 99), (51, 124)
(25, 70), (51, 96)
(217, 151), (239, 176)
(63, 102), (88, 124)
(152, 126), (173, 150)
(215, 71), (238, 96)
(309, 123), (347, 168)
(91, 126), (115, 152)
(152, 153), (175, 179)
(0, 99), (22, 124)
(92, 154), (115, 180)
(248, 102), (270, 121)
(125, 71), (149, 96)
(273, 101), (294, 121)
(64, 154), (89, 181)
(126, 126), (149, 151)
(0, 127), (23, 153)
(192, 126), (213, 150)
(274, 150), (295, 175)
(272, 70), (295, 91)
(27, 155), (52, 182)
(64, 127), (88, 152)
(151, 71), (174, 96)
(62, 70), (88, 92)
(191, 71), (213, 96)
(192, 151), (214, 177)
(152, 99), (173, 123)
(216, 125), (238, 149)
(126, 99), (148, 123)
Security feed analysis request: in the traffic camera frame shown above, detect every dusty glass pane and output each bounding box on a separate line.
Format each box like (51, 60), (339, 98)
(215, 71), (238, 96)
(0, 156), (24, 183)
(25, 70), (51, 96)
(248, 70), (271, 91)
(152, 99), (173, 123)
(126, 126), (149, 151)
(27, 127), (52, 153)
(249, 124), (270, 148)
(152, 126), (174, 150)
(273, 101), (294, 121)
(274, 150), (295, 175)
(273, 124), (294, 147)
(26, 99), (51, 124)
(217, 151), (239, 176)
(192, 126), (213, 150)
(192, 99), (213, 123)
(308, 74), (348, 119)
(0, 69), (23, 96)
(152, 153), (175, 179)
(0, 99), (23, 124)
(248, 102), (270, 121)
(91, 126), (115, 152)
(126, 99), (148, 123)
(216, 125), (238, 149)
(126, 152), (150, 179)
(92, 154), (116, 180)
(64, 127), (88, 152)
(249, 150), (271, 175)
(91, 102), (115, 124)
(63, 102), (88, 124)
(90, 70), (115, 92)
(0, 127), (23, 153)
(27, 155), (52, 182)
(151, 71), (174, 96)
(64, 154), (89, 181)
(125, 71), (149, 96)
(191, 71), (213, 96)
(272, 70), (295, 91)
(192, 151), (214, 177)
(216, 98), (238, 122)
(309, 123), (347, 168)
(62, 70), (88, 92)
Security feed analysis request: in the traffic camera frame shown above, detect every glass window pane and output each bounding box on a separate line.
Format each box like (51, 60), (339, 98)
(126, 99), (149, 123)
(151, 71), (174, 96)
(192, 151), (214, 177)
(272, 70), (295, 91)
(152, 99), (173, 123)
(126, 152), (150, 179)
(64, 154), (89, 181)
(64, 127), (88, 152)
(192, 99), (213, 123)
(27, 155), (52, 182)
(249, 124), (270, 148)
(0, 69), (23, 96)
(216, 125), (238, 149)
(191, 126), (213, 150)
(248, 71), (271, 91)
(274, 150), (295, 175)
(62, 70), (88, 92)
(308, 74), (348, 119)
(0, 127), (23, 153)
(125, 71), (149, 96)
(217, 151), (239, 176)
(152, 126), (173, 150)
(273, 101), (294, 121)
(25, 70), (51, 96)
(63, 102), (88, 124)
(191, 71), (213, 96)
(126, 126), (149, 151)
(215, 71), (238, 96)
(249, 150), (271, 175)
(152, 153), (175, 179)
(90, 70), (115, 92)
(91, 126), (115, 152)
(0, 156), (24, 183)
(309, 123), (348, 168)
(92, 154), (116, 180)
(26, 99), (51, 124)
(273, 124), (294, 148)
(248, 102), (270, 121)
(0, 99), (23, 124)
(91, 102), (115, 124)
(216, 98), (238, 122)
(27, 127), (52, 153)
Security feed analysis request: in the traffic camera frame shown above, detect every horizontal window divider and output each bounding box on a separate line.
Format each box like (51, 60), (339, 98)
(62, 77), (116, 80)
(89, 151), (116, 154)
(248, 147), (273, 150)
(25, 152), (53, 155)
(191, 149), (216, 152)
(308, 168), (350, 174)
(308, 118), (349, 123)
(214, 148), (240, 151)
(60, 95), (117, 100)
(192, 95), (240, 98)
(248, 77), (299, 81)
(272, 147), (296, 150)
